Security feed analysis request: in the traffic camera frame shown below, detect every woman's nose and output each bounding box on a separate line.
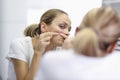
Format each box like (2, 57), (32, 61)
(64, 30), (70, 36)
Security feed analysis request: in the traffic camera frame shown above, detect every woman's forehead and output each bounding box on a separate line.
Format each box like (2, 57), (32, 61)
(52, 14), (71, 24)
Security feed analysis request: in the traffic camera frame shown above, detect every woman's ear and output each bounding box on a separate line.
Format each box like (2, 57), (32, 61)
(75, 27), (81, 36)
(41, 22), (47, 32)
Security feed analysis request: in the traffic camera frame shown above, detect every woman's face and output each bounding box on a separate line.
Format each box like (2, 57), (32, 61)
(100, 20), (120, 44)
(45, 13), (71, 46)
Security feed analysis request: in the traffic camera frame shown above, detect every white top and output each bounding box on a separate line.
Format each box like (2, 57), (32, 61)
(7, 37), (34, 80)
(35, 49), (120, 80)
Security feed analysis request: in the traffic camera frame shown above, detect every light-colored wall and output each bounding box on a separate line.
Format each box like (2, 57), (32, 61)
(0, 0), (27, 79)
(0, 0), (102, 79)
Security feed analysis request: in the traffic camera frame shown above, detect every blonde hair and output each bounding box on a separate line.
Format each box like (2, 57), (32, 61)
(24, 23), (39, 37)
(73, 28), (102, 57)
(24, 9), (68, 37)
(78, 6), (120, 52)
(79, 6), (120, 29)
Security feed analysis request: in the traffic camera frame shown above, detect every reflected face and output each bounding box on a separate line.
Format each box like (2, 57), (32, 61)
(46, 13), (71, 46)
(100, 21), (120, 44)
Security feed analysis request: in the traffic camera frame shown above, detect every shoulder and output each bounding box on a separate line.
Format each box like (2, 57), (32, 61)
(10, 36), (32, 48)
(43, 49), (74, 61)
(8, 36), (33, 62)
(11, 36), (31, 44)
(41, 49), (75, 68)
(105, 52), (120, 61)
(104, 52), (120, 65)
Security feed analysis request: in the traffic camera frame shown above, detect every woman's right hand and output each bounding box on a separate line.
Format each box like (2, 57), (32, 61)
(33, 32), (58, 55)
(62, 37), (73, 49)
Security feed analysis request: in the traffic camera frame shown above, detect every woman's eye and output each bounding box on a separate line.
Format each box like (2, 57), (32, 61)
(58, 23), (71, 32)
(59, 24), (66, 29)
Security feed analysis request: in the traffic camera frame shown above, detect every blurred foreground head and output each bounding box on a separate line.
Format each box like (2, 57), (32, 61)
(77, 6), (120, 52)
(73, 28), (103, 57)
(79, 6), (120, 43)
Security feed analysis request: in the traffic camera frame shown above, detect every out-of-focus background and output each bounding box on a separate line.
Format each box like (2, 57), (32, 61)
(0, 0), (120, 80)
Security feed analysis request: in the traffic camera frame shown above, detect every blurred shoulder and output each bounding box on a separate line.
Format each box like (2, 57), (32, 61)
(42, 49), (74, 61)
(104, 52), (120, 64)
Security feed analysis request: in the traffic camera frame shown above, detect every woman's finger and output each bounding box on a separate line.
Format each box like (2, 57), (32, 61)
(40, 32), (59, 39)
(40, 36), (51, 42)
(59, 33), (68, 39)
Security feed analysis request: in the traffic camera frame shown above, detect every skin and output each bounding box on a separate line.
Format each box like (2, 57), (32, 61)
(12, 13), (71, 80)
(62, 37), (73, 49)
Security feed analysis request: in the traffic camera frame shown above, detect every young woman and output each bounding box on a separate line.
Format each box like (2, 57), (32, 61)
(7, 9), (71, 80)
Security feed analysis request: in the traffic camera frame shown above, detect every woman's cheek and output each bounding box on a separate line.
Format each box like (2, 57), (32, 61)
(50, 35), (64, 44)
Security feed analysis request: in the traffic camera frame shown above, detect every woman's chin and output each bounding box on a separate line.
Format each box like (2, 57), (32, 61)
(51, 36), (64, 47)
(56, 40), (63, 46)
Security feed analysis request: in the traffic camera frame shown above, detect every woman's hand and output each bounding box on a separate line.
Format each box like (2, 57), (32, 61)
(62, 37), (73, 49)
(57, 32), (72, 49)
(33, 32), (58, 54)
